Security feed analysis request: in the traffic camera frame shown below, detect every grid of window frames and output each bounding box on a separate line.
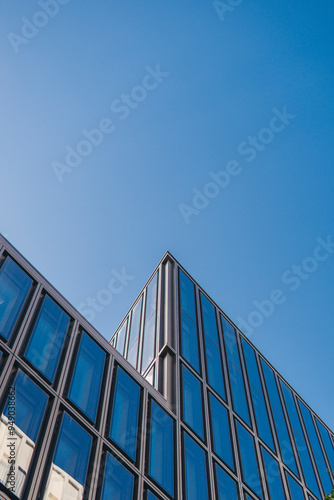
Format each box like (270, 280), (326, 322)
(0, 238), (333, 500)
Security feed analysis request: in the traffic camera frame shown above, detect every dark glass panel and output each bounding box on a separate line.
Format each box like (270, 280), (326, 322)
(221, 316), (240, 367)
(299, 400), (332, 493)
(50, 413), (92, 488)
(242, 340), (275, 450)
(316, 420), (334, 471)
(215, 463), (238, 499)
(209, 393), (234, 469)
(183, 432), (209, 500)
(179, 270), (196, 322)
(147, 491), (160, 500)
(201, 293), (219, 344)
(204, 335), (225, 398)
(180, 310), (200, 372)
(68, 332), (106, 421)
(127, 297), (142, 368)
(280, 381), (321, 498)
(100, 453), (134, 500)
(236, 422), (263, 498)
(261, 360), (299, 476)
(286, 473), (305, 500)
(109, 367), (141, 460)
(182, 364), (204, 439)
(116, 320), (127, 356)
(0, 257), (32, 340)
(141, 274), (158, 373)
(148, 400), (174, 496)
(25, 295), (69, 382)
(262, 448), (285, 500)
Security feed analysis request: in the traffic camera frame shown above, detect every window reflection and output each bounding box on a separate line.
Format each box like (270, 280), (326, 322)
(126, 297), (143, 368)
(0, 370), (48, 497)
(24, 295), (70, 382)
(179, 271), (200, 372)
(43, 413), (92, 500)
(209, 393), (234, 470)
(183, 432), (209, 500)
(286, 472), (305, 500)
(0, 257), (32, 340)
(181, 365), (204, 440)
(115, 320), (127, 356)
(215, 463), (238, 499)
(100, 452), (134, 500)
(236, 422), (263, 498)
(261, 448), (285, 500)
(141, 271), (158, 374)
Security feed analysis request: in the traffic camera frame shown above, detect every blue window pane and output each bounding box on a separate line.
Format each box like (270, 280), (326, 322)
(180, 270), (196, 322)
(299, 400), (332, 493)
(316, 419), (334, 472)
(147, 492), (159, 500)
(149, 400), (174, 496)
(286, 473), (305, 500)
(204, 335), (225, 398)
(261, 360), (299, 476)
(215, 463), (238, 499)
(101, 453), (134, 500)
(116, 320), (127, 356)
(209, 393), (234, 469)
(141, 274), (158, 373)
(280, 381), (321, 498)
(262, 448), (285, 500)
(68, 332), (106, 421)
(25, 295), (70, 382)
(127, 297), (142, 367)
(236, 422), (263, 498)
(182, 365), (204, 439)
(201, 293), (219, 344)
(109, 367), (141, 460)
(242, 340), (275, 451)
(181, 310), (200, 372)
(184, 432), (209, 500)
(52, 413), (92, 487)
(0, 257), (32, 340)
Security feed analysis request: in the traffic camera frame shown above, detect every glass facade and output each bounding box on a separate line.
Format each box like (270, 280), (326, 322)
(0, 236), (333, 500)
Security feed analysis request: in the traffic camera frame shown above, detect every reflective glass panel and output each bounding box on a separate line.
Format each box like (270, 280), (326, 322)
(147, 491), (160, 500)
(68, 332), (106, 422)
(204, 335), (225, 398)
(183, 432), (209, 500)
(236, 422), (263, 498)
(286, 472), (305, 500)
(182, 364), (204, 439)
(261, 360), (299, 476)
(25, 295), (70, 382)
(222, 318), (250, 425)
(127, 297), (142, 367)
(0, 258), (32, 340)
(179, 270), (196, 322)
(262, 448), (285, 500)
(148, 400), (174, 496)
(1, 370), (48, 497)
(44, 413), (92, 500)
(141, 274), (158, 373)
(100, 452), (134, 500)
(116, 320), (127, 356)
(180, 310), (200, 372)
(242, 339), (275, 450)
(201, 293), (219, 344)
(209, 393), (234, 469)
(280, 381), (321, 498)
(316, 419), (334, 471)
(215, 463), (238, 499)
(298, 400), (332, 493)
(109, 367), (140, 460)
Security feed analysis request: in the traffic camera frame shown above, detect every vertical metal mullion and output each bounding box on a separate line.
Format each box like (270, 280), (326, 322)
(174, 262), (183, 500)
(137, 387), (148, 500)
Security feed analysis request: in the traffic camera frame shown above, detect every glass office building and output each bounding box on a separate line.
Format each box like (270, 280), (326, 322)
(0, 233), (333, 500)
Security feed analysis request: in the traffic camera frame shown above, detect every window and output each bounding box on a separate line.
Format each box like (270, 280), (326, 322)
(127, 297), (143, 368)
(215, 463), (238, 499)
(179, 270), (200, 372)
(109, 367), (141, 461)
(148, 400), (174, 497)
(201, 294), (225, 398)
(181, 364), (204, 440)
(286, 472), (305, 500)
(1, 370), (48, 497)
(236, 421), (263, 499)
(68, 332), (106, 422)
(222, 317), (250, 425)
(262, 448), (285, 500)
(209, 392), (234, 470)
(24, 295), (70, 382)
(43, 413), (92, 500)
(183, 432), (209, 500)
(141, 273), (158, 373)
(280, 381), (321, 498)
(145, 490), (160, 500)
(0, 257), (32, 340)
(100, 452), (135, 500)
(316, 419), (334, 472)
(115, 319), (127, 356)
(242, 339), (275, 451)
(261, 360), (299, 476)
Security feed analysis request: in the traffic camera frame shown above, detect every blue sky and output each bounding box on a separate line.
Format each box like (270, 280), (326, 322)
(1, 0), (334, 430)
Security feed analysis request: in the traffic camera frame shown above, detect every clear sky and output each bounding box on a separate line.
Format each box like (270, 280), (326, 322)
(1, 0), (334, 430)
